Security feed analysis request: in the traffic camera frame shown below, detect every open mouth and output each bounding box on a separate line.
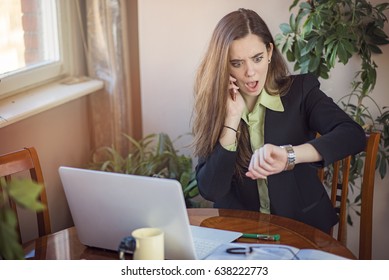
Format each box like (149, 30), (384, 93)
(245, 81), (259, 92)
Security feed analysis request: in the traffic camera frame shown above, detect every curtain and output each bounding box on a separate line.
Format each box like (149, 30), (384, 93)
(83, 0), (141, 156)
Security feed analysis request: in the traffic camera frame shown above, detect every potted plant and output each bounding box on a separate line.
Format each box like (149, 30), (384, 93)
(90, 133), (201, 207)
(275, 0), (389, 223)
(0, 178), (45, 259)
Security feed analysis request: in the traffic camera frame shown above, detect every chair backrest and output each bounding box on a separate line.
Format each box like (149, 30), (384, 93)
(0, 147), (51, 243)
(318, 132), (380, 259)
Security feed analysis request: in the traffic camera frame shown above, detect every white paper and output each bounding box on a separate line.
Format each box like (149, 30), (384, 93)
(204, 243), (348, 260)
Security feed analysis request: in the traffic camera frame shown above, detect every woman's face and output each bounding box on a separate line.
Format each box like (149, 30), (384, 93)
(229, 34), (273, 98)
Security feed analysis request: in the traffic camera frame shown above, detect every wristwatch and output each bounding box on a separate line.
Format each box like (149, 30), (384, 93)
(280, 145), (296, 171)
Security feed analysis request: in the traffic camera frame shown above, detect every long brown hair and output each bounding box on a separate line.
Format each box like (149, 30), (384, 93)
(192, 9), (291, 176)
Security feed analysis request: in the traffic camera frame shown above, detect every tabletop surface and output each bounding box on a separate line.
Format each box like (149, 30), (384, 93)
(24, 208), (356, 260)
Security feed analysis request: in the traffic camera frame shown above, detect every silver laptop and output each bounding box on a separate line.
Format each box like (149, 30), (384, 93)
(59, 166), (241, 259)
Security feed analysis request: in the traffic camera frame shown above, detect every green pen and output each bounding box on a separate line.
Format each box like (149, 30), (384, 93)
(242, 233), (281, 241)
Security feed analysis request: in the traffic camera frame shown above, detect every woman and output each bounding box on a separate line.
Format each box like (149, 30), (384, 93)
(192, 8), (366, 233)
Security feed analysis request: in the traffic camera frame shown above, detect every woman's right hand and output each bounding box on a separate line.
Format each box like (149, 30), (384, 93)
(226, 76), (245, 120)
(219, 76), (245, 147)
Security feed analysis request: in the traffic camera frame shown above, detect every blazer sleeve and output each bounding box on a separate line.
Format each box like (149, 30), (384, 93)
(195, 142), (237, 202)
(301, 74), (366, 166)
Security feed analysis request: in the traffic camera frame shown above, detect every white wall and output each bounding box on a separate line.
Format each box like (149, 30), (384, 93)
(138, 0), (389, 259)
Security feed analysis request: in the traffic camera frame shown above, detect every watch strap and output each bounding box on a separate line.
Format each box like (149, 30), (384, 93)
(280, 145), (295, 171)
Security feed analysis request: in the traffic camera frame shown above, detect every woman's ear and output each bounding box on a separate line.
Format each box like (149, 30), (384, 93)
(267, 43), (274, 61)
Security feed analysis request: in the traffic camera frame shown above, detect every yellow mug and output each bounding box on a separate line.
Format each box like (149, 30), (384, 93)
(119, 228), (164, 260)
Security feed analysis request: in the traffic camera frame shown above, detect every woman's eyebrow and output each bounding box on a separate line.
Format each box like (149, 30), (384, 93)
(229, 52), (264, 62)
(251, 52), (264, 59)
(229, 58), (243, 63)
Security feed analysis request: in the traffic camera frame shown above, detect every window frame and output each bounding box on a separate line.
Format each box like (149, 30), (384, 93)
(0, 0), (85, 98)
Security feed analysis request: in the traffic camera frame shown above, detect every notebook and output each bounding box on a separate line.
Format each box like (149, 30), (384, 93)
(58, 166), (242, 259)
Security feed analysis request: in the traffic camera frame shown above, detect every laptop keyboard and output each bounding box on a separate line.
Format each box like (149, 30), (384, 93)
(193, 237), (224, 259)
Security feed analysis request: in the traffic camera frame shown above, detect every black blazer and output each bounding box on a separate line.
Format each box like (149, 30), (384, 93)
(196, 74), (366, 233)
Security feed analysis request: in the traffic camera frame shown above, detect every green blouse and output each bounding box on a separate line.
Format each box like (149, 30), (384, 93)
(223, 89), (284, 213)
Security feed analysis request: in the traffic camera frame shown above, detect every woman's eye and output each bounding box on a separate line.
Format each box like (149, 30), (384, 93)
(253, 56), (263, 63)
(231, 61), (242, 68)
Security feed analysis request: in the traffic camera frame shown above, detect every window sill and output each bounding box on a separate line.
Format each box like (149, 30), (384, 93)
(0, 77), (104, 129)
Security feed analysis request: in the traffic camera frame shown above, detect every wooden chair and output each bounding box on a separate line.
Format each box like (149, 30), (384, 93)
(0, 147), (51, 243)
(318, 132), (380, 259)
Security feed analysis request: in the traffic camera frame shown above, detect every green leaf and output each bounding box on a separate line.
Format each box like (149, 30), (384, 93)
(299, 57), (310, 73)
(337, 43), (350, 64)
(314, 37), (324, 56)
(289, 0), (301, 10)
(274, 33), (285, 48)
(279, 23), (292, 34)
(7, 179), (45, 211)
(289, 13), (296, 31)
(299, 1), (311, 11)
(354, 193), (362, 204)
(295, 8), (310, 28)
(283, 36), (295, 54)
(300, 36), (317, 56)
(301, 19), (313, 38)
(293, 62), (301, 72)
(378, 154), (387, 179)
(328, 43), (338, 69)
(342, 39), (356, 55)
(188, 187), (199, 198)
(179, 172), (191, 192)
(323, 34), (337, 46)
(308, 55), (321, 72)
(369, 25), (389, 45)
(319, 63), (330, 79)
(368, 44), (382, 54)
(347, 214), (353, 226)
(286, 50), (295, 62)
(311, 13), (322, 27)
(0, 208), (24, 259)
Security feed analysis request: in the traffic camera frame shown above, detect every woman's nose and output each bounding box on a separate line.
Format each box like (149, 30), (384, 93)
(245, 63), (255, 77)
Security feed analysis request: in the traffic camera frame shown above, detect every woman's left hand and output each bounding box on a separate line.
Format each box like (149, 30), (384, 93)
(245, 144), (287, 179)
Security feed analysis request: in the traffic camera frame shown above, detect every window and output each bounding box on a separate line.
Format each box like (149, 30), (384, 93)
(0, 0), (83, 97)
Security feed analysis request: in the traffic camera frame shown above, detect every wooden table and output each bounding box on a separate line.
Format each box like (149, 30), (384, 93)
(23, 208), (356, 260)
